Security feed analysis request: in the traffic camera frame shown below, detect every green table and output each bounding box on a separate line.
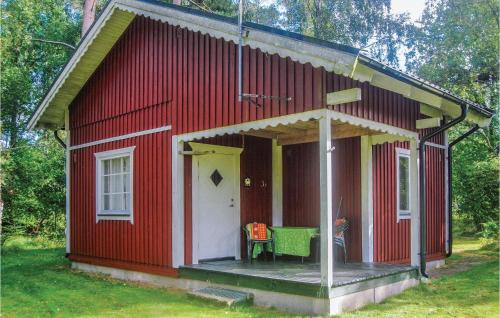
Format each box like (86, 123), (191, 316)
(252, 226), (319, 259)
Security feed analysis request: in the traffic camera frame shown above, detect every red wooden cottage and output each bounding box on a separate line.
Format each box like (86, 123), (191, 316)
(28, 0), (493, 315)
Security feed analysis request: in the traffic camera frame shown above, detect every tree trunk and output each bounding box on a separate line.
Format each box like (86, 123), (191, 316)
(81, 0), (97, 36)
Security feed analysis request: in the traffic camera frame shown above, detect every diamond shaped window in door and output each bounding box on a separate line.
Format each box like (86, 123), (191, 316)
(210, 169), (223, 186)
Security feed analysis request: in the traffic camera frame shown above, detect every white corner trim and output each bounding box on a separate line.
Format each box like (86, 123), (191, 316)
(272, 139), (283, 227)
(94, 146), (135, 223)
(65, 110), (71, 254)
(410, 140), (420, 267)
(360, 136), (373, 263)
(172, 137), (185, 268)
(444, 131), (449, 254)
(69, 125), (172, 151)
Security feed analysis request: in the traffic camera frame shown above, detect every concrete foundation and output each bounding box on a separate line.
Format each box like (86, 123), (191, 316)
(72, 261), (420, 316)
(427, 259), (446, 270)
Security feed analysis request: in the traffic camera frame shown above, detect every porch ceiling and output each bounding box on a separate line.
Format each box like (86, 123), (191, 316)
(241, 120), (382, 146)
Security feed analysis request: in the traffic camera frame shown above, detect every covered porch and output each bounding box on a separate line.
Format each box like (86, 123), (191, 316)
(172, 108), (420, 293)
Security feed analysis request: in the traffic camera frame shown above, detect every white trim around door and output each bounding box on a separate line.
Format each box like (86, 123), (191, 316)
(189, 142), (243, 264)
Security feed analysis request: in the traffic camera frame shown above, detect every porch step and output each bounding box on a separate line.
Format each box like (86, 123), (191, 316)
(188, 287), (253, 306)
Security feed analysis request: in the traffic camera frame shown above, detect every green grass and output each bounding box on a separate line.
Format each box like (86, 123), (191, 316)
(1, 236), (498, 317)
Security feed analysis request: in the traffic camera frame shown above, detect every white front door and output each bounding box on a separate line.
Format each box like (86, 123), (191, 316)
(192, 143), (241, 263)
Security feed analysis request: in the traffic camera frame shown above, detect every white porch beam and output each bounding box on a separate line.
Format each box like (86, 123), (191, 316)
(172, 137), (185, 268)
(319, 115), (334, 287)
(420, 103), (443, 119)
(326, 88), (362, 106)
(272, 139), (283, 227)
(416, 117), (442, 129)
(410, 139), (420, 267)
(360, 136), (373, 263)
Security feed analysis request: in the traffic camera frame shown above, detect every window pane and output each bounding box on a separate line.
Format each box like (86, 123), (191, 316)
(103, 194), (110, 210)
(123, 174), (130, 192)
(110, 193), (123, 211)
(399, 156), (409, 211)
(123, 157), (130, 172)
(124, 193), (130, 210)
(103, 160), (110, 175)
(111, 158), (121, 173)
(111, 175), (123, 193)
(103, 175), (110, 194)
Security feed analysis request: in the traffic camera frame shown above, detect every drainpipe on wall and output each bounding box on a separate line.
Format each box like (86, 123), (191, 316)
(419, 104), (467, 278)
(446, 124), (480, 258)
(53, 129), (66, 149)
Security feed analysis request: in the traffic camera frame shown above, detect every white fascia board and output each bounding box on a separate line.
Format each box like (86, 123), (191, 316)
(115, 0), (357, 76)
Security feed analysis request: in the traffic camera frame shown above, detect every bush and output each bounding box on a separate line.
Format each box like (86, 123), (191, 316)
(454, 156), (499, 233)
(480, 220), (499, 239)
(1, 133), (66, 245)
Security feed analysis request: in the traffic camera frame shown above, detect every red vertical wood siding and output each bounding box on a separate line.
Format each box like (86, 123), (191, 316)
(372, 142), (411, 263)
(68, 15), (444, 270)
(373, 142), (446, 264)
(425, 145), (446, 260)
(69, 131), (172, 273)
(282, 138), (362, 262)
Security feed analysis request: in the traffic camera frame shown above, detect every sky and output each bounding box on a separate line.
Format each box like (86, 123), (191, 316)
(390, 0), (427, 22)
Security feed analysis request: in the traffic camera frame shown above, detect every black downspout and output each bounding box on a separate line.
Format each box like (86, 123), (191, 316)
(53, 129), (66, 149)
(419, 104), (467, 278)
(446, 124), (480, 258)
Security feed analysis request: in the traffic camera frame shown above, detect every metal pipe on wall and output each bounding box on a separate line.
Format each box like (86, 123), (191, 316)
(237, 0), (243, 102)
(446, 124), (480, 258)
(419, 104), (467, 277)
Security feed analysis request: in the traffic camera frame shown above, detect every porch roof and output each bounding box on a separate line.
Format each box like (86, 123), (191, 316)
(176, 109), (418, 145)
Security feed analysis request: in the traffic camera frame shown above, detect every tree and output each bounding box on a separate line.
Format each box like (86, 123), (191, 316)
(277, 0), (413, 65)
(1, 0), (80, 242)
(407, 0), (499, 235)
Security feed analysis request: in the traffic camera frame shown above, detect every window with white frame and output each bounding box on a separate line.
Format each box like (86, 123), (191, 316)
(396, 147), (411, 221)
(95, 147), (135, 222)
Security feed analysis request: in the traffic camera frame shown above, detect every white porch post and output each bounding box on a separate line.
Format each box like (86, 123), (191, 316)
(319, 115), (334, 287)
(272, 139), (283, 226)
(65, 109), (71, 255)
(172, 137), (185, 268)
(410, 139), (420, 266)
(360, 136), (373, 263)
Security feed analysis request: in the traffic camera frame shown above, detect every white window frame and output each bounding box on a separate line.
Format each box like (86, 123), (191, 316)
(95, 146), (135, 223)
(396, 147), (411, 222)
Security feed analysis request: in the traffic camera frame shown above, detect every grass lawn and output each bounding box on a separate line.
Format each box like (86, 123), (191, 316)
(1, 236), (498, 317)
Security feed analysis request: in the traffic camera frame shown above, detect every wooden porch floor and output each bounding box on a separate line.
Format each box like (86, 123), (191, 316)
(180, 260), (416, 288)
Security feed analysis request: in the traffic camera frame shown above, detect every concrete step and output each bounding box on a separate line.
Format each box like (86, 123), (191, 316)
(188, 287), (253, 306)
